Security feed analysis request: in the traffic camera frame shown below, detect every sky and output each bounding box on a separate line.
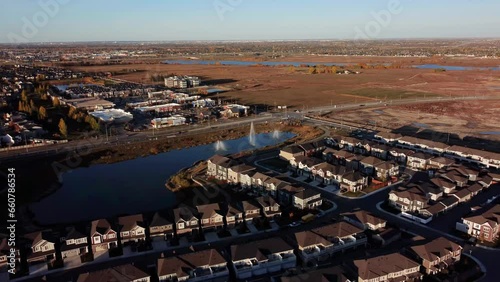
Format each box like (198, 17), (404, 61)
(1, 0), (500, 43)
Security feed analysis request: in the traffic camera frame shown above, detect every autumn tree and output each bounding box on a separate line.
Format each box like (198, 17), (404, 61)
(38, 106), (47, 120)
(308, 67), (317, 74)
(331, 66), (338, 74)
(58, 118), (68, 138)
(21, 90), (28, 102)
(52, 96), (61, 108)
(89, 117), (100, 131)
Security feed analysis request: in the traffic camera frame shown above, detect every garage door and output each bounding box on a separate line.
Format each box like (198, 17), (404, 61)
(95, 244), (107, 252)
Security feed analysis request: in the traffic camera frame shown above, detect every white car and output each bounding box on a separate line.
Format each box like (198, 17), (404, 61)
(288, 221), (301, 227)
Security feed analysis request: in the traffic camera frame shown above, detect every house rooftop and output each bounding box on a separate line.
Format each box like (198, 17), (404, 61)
(411, 237), (462, 262)
(118, 214), (145, 232)
(231, 237), (293, 262)
(354, 253), (420, 280)
(77, 264), (149, 282)
(295, 230), (332, 249)
(150, 211), (172, 227)
(343, 210), (386, 227)
(157, 257), (191, 279)
(294, 188), (321, 200)
(312, 222), (363, 239)
(282, 145), (305, 154)
(178, 249), (226, 268)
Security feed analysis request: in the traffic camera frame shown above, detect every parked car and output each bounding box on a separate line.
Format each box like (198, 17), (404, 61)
(288, 221), (301, 227)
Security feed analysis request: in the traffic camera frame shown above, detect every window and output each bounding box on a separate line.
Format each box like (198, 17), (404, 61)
(108, 233), (116, 239)
(122, 231), (130, 237)
(67, 239), (74, 245)
(93, 236), (101, 244)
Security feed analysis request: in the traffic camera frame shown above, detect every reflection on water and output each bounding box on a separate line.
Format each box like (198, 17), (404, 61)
(30, 132), (295, 225)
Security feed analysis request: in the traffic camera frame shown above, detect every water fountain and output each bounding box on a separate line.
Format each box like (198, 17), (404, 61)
(272, 129), (281, 139)
(249, 122), (256, 146)
(214, 140), (227, 151)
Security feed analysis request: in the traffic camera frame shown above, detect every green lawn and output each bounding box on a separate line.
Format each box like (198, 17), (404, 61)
(348, 88), (440, 100)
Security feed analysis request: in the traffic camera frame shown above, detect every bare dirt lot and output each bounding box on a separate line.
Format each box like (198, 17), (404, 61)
(69, 63), (500, 109)
(323, 99), (500, 142)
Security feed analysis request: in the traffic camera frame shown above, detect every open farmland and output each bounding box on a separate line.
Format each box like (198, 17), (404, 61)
(69, 63), (500, 108)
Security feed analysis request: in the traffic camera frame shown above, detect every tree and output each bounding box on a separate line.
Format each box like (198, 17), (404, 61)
(308, 66), (317, 75)
(58, 118), (68, 138)
(38, 106), (47, 120)
(331, 66), (338, 74)
(52, 97), (61, 108)
(68, 107), (77, 119)
(21, 90), (28, 102)
(89, 117), (100, 131)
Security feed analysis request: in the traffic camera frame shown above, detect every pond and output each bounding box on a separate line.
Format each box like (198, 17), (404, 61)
(30, 132), (295, 225)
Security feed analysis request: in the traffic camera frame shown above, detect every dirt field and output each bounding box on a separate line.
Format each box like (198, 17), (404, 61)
(323, 99), (500, 142)
(69, 63), (500, 109)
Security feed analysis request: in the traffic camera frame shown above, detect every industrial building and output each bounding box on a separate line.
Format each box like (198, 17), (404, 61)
(164, 76), (201, 89)
(151, 116), (186, 128)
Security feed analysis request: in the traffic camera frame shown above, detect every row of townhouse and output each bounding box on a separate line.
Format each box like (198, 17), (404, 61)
(289, 155), (369, 192)
(456, 204), (500, 243)
(278, 140), (327, 161)
(294, 221), (368, 264)
(207, 155), (323, 210)
(353, 237), (463, 282)
(374, 131), (500, 169)
(70, 235), (462, 282)
(173, 198), (281, 235)
(388, 165), (492, 220)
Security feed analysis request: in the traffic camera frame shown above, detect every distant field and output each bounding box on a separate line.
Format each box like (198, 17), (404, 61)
(347, 88), (441, 100)
(68, 63), (500, 108)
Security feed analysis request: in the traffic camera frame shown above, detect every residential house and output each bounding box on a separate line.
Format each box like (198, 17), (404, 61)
(312, 162), (337, 184)
(296, 157), (326, 177)
(421, 202), (447, 218)
(280, 266), (353, 282)
(467, 183), (483, 197)
(279, 145), (305, 161)
(90, 219), (118, 252)
(77, 264), (150, 282)
(293, 188), (323, 210)
(239, 170), (256, 188)
(439, 196), (459, 212)
(370, 143), (390, 160)
(264, 177), (290, 197)
(60, 227), (88, 259)
(322, 147), (340, 162)
(354, 253), (422, 282)
(298, 222), (367, 260)
(149, 211), (174, 240)
(277, 185), (305, 206)
(299, 140), (326, 156)
(176, 249), (228, 282)
(226, 203), (244, 228)
(157, 256), (191, 282)
(428, 157), (455, 170)
(341, 171), (368, 192)
(240, 201), (261, 222)
(374, 161), (399, 180)
(342, 210), (387, 231)
(440, 171), (468, 188)
(407, 152), (433, 170)
(118, 214), (146, 243)
(231, 237), (296, 279)
(173, 206), (199, 235)
(374, 132), (402, 144)
(330, 150), (355, 166)
(206, 155), (230, 177)
(227, 164), (255, 185)
(372, 227), (401, 246)
(410, 237), (463, 275)
(388, 147), (414, 164)
(256, 196), (281, 218)
(295, 230), (334, 263)
(430, 177), (457, 194)
(451, 188), (473, 203)
(340, 137), (361, 152)
(359, 156), (384, 175)
(447, 164), (480, 182)
(478, 174), (493, 188)
(250, 172), (272, 192)
(196, 203), (225, 231)
(24, 231), (56, 263)
(408, 182), (443, 201)
(458, 204), (500, 242)
(388, 186), (428, 213)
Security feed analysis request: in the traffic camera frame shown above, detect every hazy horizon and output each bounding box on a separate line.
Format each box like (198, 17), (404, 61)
(2, 0), (500, 43)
